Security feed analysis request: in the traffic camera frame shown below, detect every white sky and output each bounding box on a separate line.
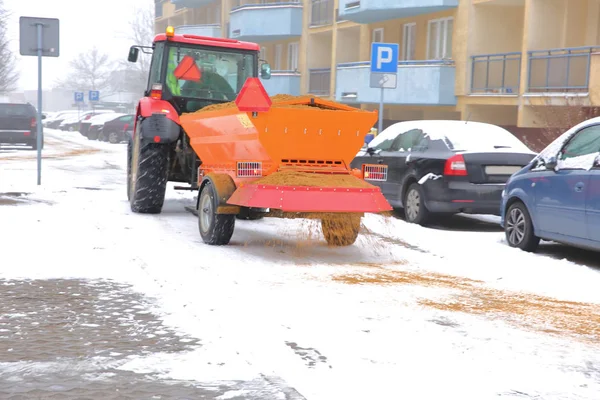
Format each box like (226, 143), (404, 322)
(5, 0), (152, 91)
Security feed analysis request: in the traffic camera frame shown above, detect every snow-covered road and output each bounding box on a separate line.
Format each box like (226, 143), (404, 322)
(1, 129), (600, 399)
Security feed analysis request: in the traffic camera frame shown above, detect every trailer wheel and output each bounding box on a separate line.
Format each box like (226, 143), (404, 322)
(321, 214), (361, 246)
(198, 181), (235, 245)
(129, 132), (170, 214)
(236, 207), (264, 220)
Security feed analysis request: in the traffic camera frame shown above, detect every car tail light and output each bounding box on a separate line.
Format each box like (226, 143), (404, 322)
(123, 123), (129, 132)
(237, 161), (262, 178)
(444, 154), (468, 176)
(30, 117), (36, 128)
(150, 83), (162, 100)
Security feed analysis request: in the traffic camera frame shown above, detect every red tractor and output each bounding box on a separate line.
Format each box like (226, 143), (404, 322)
(126, 26), (273, 215)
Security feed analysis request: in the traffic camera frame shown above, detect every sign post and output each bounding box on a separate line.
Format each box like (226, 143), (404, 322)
(19, 16), (60, 186)
(89, 90), (100, 111)
(74, 92), (84, 120)
(370, 42), (399, 135)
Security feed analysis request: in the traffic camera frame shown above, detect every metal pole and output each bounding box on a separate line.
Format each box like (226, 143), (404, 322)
(378, 87), (384, 134)
(36, 23), (43, 186)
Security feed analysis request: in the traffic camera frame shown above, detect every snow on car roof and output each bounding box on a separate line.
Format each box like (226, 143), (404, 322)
(368, 120), (534, 154)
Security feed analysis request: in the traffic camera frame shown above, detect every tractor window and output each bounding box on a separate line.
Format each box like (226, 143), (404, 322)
(165, 45), (255, 102)
(148, 42), (165, 90)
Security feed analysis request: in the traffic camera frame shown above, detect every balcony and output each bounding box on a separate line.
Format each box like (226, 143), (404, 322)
(171, 0), (218, 7)
(174, 24), (222, 38)
(471, 52), (521, 95)
(527, 46), (600, 93)
(308, 68), (331, 96)
(229, 1), (303, 42)
(338, 0), (459, 24)
(335, 61), (456, 106)
(261, 71), (301, 96)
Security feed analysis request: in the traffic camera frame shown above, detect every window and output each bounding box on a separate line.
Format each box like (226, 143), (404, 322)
(427, 17), (453, 59)
(288, 42), (299, 71)
(559, 125), (600, 161)
(274, 44), (282, 70)
(164, 44), (255, 101)
(147, 42), (165, 90)
(402, 23), (416, 61)
(394, 129), (425, 151)
(372, 28), (384, 43)
(260, 47), (267, 61)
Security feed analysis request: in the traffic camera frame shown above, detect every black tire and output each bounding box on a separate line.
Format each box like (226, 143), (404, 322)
(505, 201), (540, 252)
(236, 207), (264, 220)
(29, 136), (43, 150)
(107, 131), (121, 144)
(403, 183), (430, 225)
(129, 134), (170, 214)
(126, 139), (132, 201)
(321, 214), (361, 246)
(198, 181), (235, 245)
(97, 131), (107, 142)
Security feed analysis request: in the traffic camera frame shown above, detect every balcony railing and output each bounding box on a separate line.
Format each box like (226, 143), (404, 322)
(310, 0), (334, 27)
(308, 68), (331, 96)
(527, 46), (600, 92)
(471, 52), (521, 94)
(231, 0), (300, 9)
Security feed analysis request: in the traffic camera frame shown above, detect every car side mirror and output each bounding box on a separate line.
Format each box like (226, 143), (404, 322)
(260, 62), (271, 80)
(128, 46), (139, 63)
(41, 114), (46, 120)
(366, 147), (376, 156)
(545, 156), (558, 171)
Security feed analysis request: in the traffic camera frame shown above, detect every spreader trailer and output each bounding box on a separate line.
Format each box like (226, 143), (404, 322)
(127, 26), (392, 247)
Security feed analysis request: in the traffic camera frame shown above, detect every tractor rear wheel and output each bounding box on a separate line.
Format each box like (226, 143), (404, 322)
(198, 181), (235, 245)
(321, 214), (361, 246)
(129, 132), (170, 214)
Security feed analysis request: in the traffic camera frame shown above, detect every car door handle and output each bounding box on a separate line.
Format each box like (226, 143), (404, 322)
(575, 182), (584, 192)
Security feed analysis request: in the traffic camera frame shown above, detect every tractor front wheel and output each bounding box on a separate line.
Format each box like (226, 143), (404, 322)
(321, 214), (361, 246)
(129, 132), (170, 214)
(198, 181), (235, 245)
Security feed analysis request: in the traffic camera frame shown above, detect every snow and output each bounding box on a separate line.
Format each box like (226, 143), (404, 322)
(418, 172), (441, 184)
(2, 129), (600, 399)
(366, 120), (535, 154)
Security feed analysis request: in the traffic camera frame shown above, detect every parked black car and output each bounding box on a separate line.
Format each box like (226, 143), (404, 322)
(0, 103), (44, 150)
(350, 120), (537, 225)
(98, 114), (134, 143)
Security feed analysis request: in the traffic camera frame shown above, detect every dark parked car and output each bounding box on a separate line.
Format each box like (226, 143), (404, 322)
(350, 120), (537, 225)
(0, 103), (44, 150)
(501, 116), (600, 253)
(98, 114), (134, 143)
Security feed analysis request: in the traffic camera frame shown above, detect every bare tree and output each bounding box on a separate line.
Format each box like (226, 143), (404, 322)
(0, 0), (19, 93)
(117, 3), (155, 95)
(531, 95), (600, 143)
(55, 47), (113, 92)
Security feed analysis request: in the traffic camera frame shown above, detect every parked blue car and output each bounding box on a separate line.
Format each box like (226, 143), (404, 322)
(501, 117), (600, 252)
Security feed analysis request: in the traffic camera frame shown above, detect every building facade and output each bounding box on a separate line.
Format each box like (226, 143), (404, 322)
(154, 0), (600, 140)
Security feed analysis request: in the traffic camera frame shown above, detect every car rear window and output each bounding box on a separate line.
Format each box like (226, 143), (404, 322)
(443, 126), (530, 152)
(0, 104), (34, 117)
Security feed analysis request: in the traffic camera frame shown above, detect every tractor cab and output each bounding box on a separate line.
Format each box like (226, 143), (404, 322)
(128, 26), (271, 114)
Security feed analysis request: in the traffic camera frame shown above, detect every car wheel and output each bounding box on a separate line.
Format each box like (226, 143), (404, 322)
(108, 131), (120, 144)
(505, 201), (540, 252)
(404, 183), (430, 225)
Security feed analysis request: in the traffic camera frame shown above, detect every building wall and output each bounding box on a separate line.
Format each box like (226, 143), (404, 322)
(156, 0), (600, 134)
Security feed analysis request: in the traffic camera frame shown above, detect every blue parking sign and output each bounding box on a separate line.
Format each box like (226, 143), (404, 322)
(370, 43), (399, 74)
(74, 92), (84, 102)
(89, 90), (100, 101)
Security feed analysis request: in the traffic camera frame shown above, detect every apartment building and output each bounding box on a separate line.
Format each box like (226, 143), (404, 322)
(154, 0), (600, 135)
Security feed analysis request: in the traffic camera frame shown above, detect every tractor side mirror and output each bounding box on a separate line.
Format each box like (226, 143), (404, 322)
(128, 47), (139, 63)
(260, 62), (271, 80)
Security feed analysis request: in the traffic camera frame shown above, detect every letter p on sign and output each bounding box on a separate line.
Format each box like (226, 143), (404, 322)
(370, 42), (399, 74)
(377, 47), (392, 69)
